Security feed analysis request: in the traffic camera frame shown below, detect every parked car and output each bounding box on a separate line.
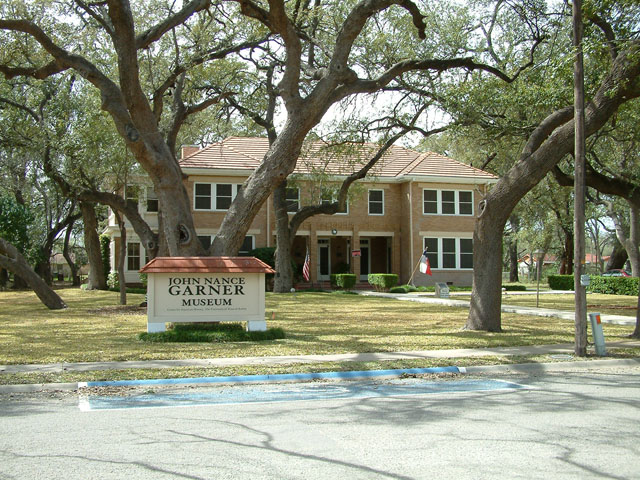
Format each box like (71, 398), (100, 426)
(601, 269), (631, 277)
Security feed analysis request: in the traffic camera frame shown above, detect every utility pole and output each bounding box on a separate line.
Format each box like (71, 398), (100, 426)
(573, 0), (588, 356)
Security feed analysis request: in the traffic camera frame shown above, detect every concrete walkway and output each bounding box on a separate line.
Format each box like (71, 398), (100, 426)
(2, 340), (640, 376)
(360, 290), (637, 326)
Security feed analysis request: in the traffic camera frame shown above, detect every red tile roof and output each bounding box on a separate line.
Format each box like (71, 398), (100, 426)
(180, 137), (497, 181)
(140, 256), (275, 274)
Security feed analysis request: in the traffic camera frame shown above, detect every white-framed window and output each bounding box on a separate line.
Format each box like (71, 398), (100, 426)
(423, 189), (474, 216)
(423, 237), (473, 270)
(126, 242), (140, 271)
(286, 187), (300, 213)
(321, 191), (348, 214)
(239, 235), (254, 255)
(125, 185), (140, 204)
(146, 186), (158, 212)
(368, 189), (384, 215)
(194, 183), (242, 211)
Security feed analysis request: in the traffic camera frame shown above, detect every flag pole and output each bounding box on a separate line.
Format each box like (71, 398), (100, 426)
(408, 248), (427, 286)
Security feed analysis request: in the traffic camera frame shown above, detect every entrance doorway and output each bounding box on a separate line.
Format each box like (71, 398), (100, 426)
(318, 238), (330, 280)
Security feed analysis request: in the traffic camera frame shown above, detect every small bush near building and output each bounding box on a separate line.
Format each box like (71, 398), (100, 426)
(590, 276), (639, 296)
(548, 274), (574, 290)
(368, 274), (399, 292)
(330, 274), (357, 290)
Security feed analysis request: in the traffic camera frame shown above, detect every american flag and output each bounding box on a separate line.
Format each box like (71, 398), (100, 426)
(302, 248), (310, 282)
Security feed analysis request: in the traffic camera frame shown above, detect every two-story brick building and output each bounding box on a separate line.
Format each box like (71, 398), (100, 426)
(105, 137), (498, 286)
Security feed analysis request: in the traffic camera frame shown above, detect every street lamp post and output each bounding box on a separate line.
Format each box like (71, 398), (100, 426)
(534, 250), (544, 308)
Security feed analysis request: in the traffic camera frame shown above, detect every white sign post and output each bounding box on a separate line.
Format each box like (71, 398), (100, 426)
(141, 257), (275, 333)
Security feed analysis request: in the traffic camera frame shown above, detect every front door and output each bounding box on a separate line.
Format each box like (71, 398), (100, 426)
(360, 239), (370, 281)
(318, 239), (330, 281)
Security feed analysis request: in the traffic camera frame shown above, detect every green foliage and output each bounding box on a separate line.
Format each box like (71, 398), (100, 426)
(330, 273), (356, 290)
(390, 285), (410, 293)
(138, 322), (286, 343)
(503, 284), (528, 291)
(249, 247), (275, 267)
(368, 274), (399, 292)
(139, 273), (148, 287)
(107, 272), (119, 290)
(0, 195), (33, 254)
(100, 234), (111, 283)
(548, 275), (575, 290)
(589, 276), (639, 296)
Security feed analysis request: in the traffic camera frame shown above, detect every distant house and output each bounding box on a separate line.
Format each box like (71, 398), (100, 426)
(103, 137), (498, 286)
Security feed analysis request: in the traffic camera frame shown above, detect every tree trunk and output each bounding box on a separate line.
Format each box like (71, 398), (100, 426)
(559, 230), (574, 275)
(466, 40), (640, 331)
(62, 221), (80, 286)
(508, 239), (519, 283)
(35, 256), (53, 286)
(273, 182), (295, 293)
(606, 242), (628, 271)
(211, 120), (314, 256)
(0, 238), (66, 309)
(114, 211), (127, 305)
(632, 283), (640, 338)
(466, 224), (504, 332)
(81, 202), (107, 290)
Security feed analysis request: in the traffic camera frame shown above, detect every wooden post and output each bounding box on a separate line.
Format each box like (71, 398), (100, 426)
(573, 0), (588, 356)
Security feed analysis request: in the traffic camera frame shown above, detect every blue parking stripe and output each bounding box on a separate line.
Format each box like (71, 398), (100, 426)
(83, 366), (462, 388)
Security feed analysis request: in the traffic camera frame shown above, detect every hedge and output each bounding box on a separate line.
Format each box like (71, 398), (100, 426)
(368, 274), (399, 292)
(548, 275), (574, 290)
(590, 276), (639, 296)
(503, 284), (527, 291)
(330, 273), (357, 290)
(548, 274), (639, 296)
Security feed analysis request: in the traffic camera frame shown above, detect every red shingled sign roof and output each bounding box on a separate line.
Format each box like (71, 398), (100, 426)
(140, 257), (275, 274)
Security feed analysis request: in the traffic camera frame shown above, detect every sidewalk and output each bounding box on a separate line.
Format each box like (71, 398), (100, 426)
(360, 291), (637, 326)
(2, 340), (640, 375)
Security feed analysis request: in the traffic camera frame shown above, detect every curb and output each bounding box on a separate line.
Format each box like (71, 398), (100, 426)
(2, 358), (639, 394)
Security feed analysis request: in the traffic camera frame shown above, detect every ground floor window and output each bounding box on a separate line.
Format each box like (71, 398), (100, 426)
(126, 243), (140, 271)
(423, 237), (473, 269)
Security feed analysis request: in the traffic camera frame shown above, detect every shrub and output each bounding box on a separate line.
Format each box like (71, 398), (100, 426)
(589, 276), (639, 296)
(330, 273), (357, 290)
(107, 272), (119, 290)
(548, 274), (574, 290)
(249, 247), (275, 268)
(503, 284), (527, 291)
(368, 273), (399, 292)
(138, 322), (285, 343)
(389, 285), (409, 293)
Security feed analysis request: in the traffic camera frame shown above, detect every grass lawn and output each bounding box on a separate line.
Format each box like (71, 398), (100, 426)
(453, 293), (639, 317)
(0, 288), (636, 366)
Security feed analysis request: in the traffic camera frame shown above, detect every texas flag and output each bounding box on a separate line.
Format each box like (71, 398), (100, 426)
(419, 250), (432, 276)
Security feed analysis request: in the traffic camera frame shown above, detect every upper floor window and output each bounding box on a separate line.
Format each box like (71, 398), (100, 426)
(368, 189), (384, 215)
(146, 187), (158, 212)
(125, 185), (140, 204)
(321, 191), (348, 214)
(194, 183), (242, 211)
(286, 187), (300, 213)
(423, 189), (474, 216)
